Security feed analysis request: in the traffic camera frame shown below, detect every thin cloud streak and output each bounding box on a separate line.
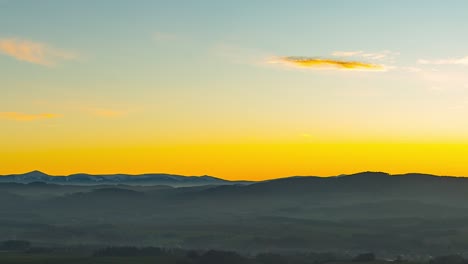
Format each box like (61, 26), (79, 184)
(0, 38), (76, 66)
(269, 56), (385, 71)
(332, 51), (364, 57)
(418, 56), (468, 65)
(332, 50), (399, 61)
(0, 112), (62, 121)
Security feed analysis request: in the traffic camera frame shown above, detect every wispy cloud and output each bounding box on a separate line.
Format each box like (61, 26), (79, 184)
(332, 51), (364, 57)
(215, 43), (391, 72)
(0, 38), (77, 66)
(269, 56), (385, 71)
(332, 50), (399, 61)
(418, 56), (468, 65)
(0, 112), (62, 121)
(400, 66), (423, 73)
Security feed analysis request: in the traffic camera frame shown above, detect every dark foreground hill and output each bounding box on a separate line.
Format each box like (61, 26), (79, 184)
(2, 171), (468, 257)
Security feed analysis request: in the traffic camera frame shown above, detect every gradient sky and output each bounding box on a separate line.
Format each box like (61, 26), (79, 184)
(2, 0), (468, 180)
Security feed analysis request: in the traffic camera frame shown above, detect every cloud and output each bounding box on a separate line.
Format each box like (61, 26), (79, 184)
(0, 38), (76, 66)
(269, 56), (385, 71)
(0, 112), (62, 121)
(332, 51), (364, 57)
(401, 66), (423, 73)
(332, 50), (399, 61)
(418, 56), (468, 65)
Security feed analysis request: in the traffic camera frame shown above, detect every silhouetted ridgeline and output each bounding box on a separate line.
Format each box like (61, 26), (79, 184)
(0, 170), (251, 186)
(2, 171), (468, 256)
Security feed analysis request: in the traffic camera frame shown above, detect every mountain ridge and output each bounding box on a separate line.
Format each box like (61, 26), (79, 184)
(1, 170), (467, 187)
(3, 171), (468, 253)
(0, 170), (250, 187)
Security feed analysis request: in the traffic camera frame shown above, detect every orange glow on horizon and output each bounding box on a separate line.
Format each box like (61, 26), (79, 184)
(2, 143), (468, 180)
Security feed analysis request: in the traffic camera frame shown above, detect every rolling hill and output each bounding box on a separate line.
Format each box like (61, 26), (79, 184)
(2, 171), (468, 255)
(0, 170), (251, 187)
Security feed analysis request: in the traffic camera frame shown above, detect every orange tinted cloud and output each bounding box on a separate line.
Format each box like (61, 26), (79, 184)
(0, 112), (62, 121)
(270, 56), (385, 71)
(0, 38), (76, 66)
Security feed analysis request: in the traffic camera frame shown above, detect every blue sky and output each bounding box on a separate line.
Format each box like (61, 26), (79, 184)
(2, 1), (468, 178)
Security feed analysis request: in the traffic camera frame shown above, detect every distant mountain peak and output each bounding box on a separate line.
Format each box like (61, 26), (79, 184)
(348, 171), (390, 177)
(25, 170), (48, 175)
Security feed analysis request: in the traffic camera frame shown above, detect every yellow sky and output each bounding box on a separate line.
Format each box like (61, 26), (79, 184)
(3, 2), (468, 180)
(2, 142), (468, 180)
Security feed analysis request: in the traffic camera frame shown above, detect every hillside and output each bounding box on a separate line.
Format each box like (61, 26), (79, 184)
(2, 172), (468, 256)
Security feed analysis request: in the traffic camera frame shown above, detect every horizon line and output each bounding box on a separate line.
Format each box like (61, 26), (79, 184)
(0, 170), (466, 181)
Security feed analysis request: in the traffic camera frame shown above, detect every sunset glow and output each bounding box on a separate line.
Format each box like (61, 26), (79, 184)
(2, 1), (468, 180)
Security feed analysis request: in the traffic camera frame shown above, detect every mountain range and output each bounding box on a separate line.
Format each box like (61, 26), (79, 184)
(3, 171), (468, 254)
(0, 170), (250, 186)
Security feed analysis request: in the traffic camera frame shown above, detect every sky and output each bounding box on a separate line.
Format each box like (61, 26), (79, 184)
(2, 0), (468, 180)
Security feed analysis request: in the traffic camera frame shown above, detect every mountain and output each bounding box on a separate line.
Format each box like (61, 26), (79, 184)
(3, 171), (468, 254)
(0, 170), (251, 187)
(193, 171), (468, 205)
